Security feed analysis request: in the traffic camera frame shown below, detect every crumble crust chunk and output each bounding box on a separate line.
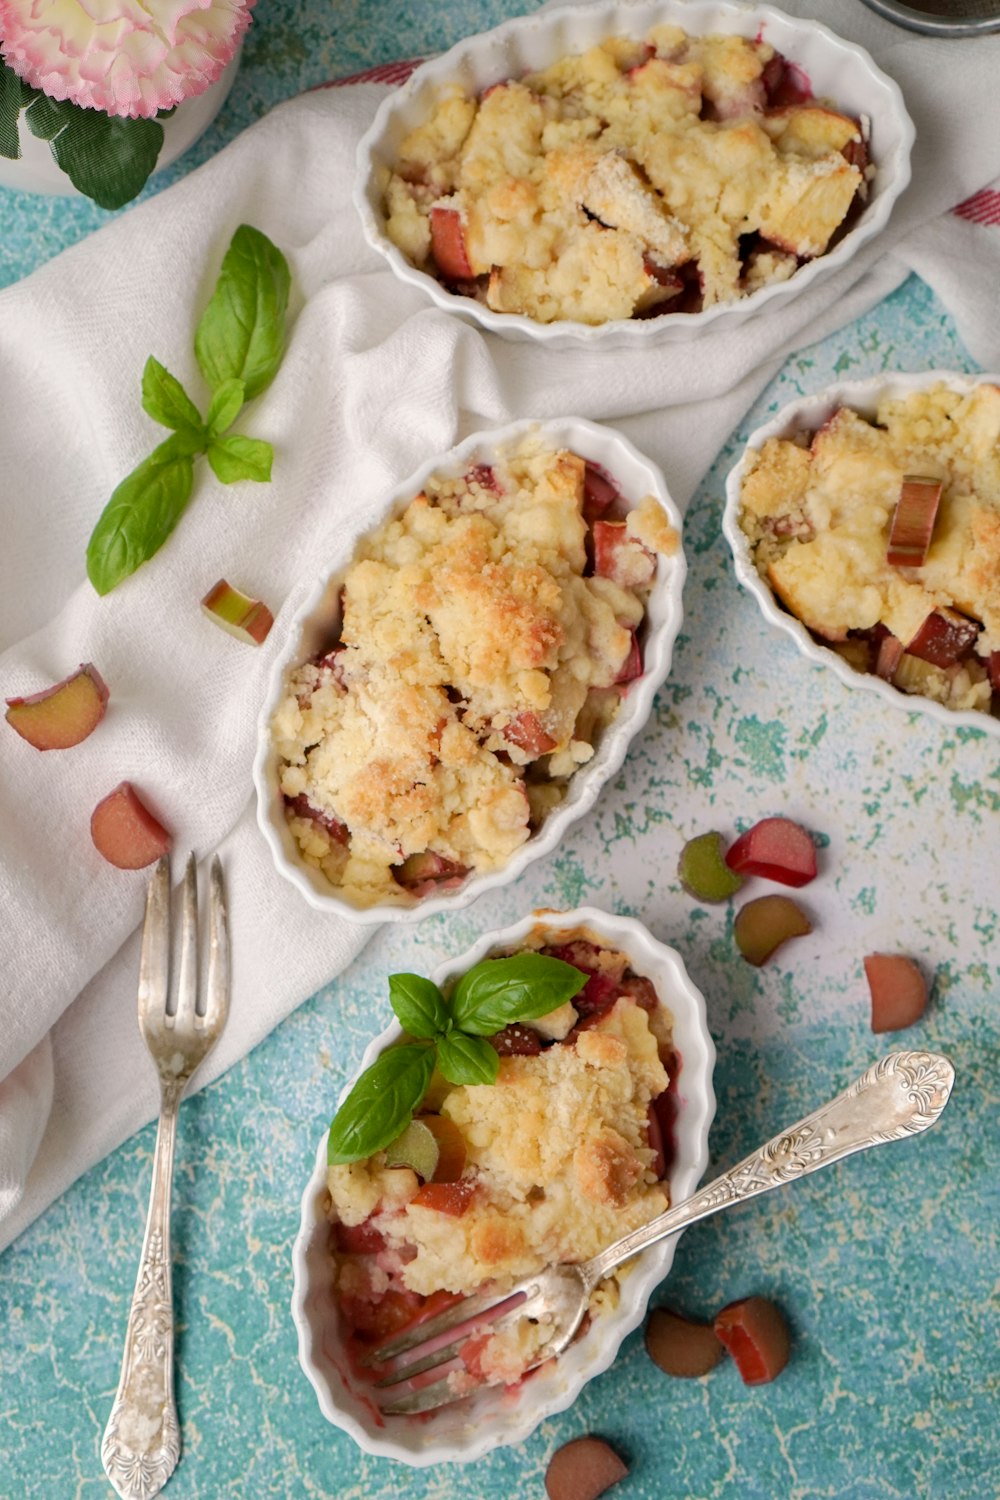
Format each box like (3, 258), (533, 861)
(382, 27), (870, 324)
(272, 436), (676, 906)
(738, 382), (1000, 715)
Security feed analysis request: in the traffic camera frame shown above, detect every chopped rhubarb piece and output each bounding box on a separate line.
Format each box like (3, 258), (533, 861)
(905, 609), (980, 669)
(714, 1297), (791, 1385)
(334, 1218), (387, 1256)
(340, 1287), (425, 1343)
(429, 205), (473, 280)
(420, 1114), (467, 1182)
(410, 1179), (476, 1216)
(384, 1119), (440, 1180)
(5, 663), (109, 750)
(724, 817), (817, 887)
(488, 1023), (542, 1057)
(614, 629), (643, 685)
(866, 624), (904, 681)
(464, 463), (502, 495)
(91, 782), (172, 870)
(617, 973), (658, 1011)
(539, 940), (605, 975)
(592, 520), (656, 588)
(583, 462), (619, 519)
(201, 578), (273, 645)
(864, 954), (929, 1034)
(645, 1306), (724, 1378)
(284, 793), (350, 844)
(646, 1103), (667, 1179)
(678, 831), (745, 902)
(886, 476), (943, 568)
(545, 1436), (628, 1500)
(503, 711), (557, 756)
(762, 55), (812, 107)
(734, 895), (812, 966)
(392, 850), (469, 895)
(574, 971), (623, 1016)
(650, 1084), (677, 1175)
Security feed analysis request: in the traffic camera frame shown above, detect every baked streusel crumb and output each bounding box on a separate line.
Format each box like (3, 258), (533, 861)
(272, 436), (677, 905)
(382, 28), (870, 324)
(739, 382), (1000, 715)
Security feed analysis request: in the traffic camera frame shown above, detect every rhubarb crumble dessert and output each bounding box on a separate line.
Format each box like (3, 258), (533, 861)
(325, 931), (678, 1401)
(271, 435), (677, 906)
(382, 27), (872, 324)
(738, 382), (1000, 715)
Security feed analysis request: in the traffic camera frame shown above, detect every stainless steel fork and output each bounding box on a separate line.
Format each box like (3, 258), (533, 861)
(101, 854), (230, 1500)
(370, 1049), (954, 1414)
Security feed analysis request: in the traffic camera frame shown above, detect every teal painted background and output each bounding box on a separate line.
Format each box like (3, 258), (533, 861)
(1, 4), (997, 1498)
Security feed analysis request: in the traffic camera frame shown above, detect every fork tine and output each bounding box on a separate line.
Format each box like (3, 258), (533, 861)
(378, 1362), (473, 1416)
(363, 1286), (528, 1367)
(374, 1293), (540, 1388)
(173, 853), (199, 1025)
(203, 855), (229, 1033)
(137, 855), (170, 1029)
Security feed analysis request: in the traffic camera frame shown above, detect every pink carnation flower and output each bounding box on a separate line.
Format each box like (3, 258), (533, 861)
(0, 0), (255, 118)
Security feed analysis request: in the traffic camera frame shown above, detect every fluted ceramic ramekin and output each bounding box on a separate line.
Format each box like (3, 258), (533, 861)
(253, 416), (686, 923)
(722, 369), (1000, 738)
(354, 0), (915, 350)
(291, 907), (716, 1464)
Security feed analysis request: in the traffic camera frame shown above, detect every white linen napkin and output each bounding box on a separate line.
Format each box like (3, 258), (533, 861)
(2, 0), (999, 1254)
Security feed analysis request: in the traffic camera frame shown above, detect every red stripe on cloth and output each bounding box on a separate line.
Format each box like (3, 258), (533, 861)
(314, 58), (423, 90)
(953, 189), (1000, 226)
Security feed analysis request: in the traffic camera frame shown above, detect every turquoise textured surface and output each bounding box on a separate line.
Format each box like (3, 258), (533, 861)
(1, 4), (998, 1498)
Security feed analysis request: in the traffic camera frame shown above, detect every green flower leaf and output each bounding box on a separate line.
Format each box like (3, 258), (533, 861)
(327, 1044), (436, 1166)
(206, 378), (245, 437)
(451, 953), (587, 1036)
(0, 60), (33, 161)
(86, 433), (197, 595)
(435, 1031), (499, 1087)
(194, 224), (291, 400)
(206, 435), (273, 484)
(25, 94), (164, 210)
(388, 973), (450, 1040)
(141, 356), (206, 436)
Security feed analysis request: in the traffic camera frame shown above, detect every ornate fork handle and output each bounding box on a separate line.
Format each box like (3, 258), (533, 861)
(586, 1049), (954, 1286)
(101, 1081), (183, 1500)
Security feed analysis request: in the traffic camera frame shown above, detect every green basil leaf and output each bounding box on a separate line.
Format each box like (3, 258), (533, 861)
(206, 378), (245, 437)
(0, 60), (33, 160)
(451, 953), (587, 1036)
(206, 435), (273, 484)
(141, 356), (205, 435)
(194, 225), (291, 401)
(435, 1031), (499, 1087)
(326, 1044), (436, 1166)
(22, 91), (64, 142)
(388, 974), (450, 1040)
(27, 95), (163, 209)
(86, 434), (197, 595)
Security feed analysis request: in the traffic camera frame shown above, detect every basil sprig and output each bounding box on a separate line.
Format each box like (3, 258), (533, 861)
(86, 224), (291, 595)
(326, 954), (585, 1166)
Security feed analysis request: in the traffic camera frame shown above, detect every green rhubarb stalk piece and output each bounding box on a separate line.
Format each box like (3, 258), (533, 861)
(678, 831), (745, 902)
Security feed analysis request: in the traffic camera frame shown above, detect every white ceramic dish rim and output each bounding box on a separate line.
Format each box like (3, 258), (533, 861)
(721, 368), (1000, 738)
(290, 906), (717, 1465)
(353, 0), (915, 348)
(253, 416), (687, 924)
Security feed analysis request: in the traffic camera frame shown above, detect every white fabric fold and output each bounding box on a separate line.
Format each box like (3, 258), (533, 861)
(2, 0), (999, 1252)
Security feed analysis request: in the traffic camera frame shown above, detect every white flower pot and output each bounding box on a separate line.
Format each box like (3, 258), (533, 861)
(0, 49), (241, 199)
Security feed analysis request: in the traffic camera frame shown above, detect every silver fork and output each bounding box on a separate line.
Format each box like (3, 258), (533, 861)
(370, 1048), (954, 1414)
(101, 854), (230, 1500)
